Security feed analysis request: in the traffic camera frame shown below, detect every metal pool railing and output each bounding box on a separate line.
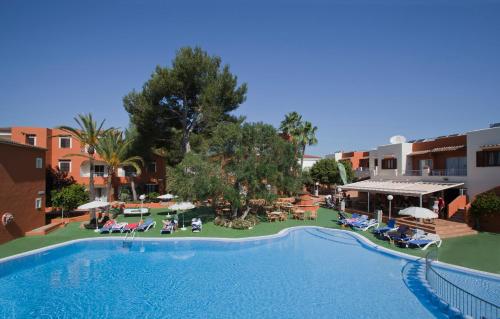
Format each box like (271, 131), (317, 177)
(425, 248), (500, 319)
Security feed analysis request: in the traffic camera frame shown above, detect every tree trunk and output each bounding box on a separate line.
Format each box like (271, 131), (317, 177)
(300, 144), (306, 172)
(106, 169), (114, 202)
(130, 177), (138, 201)
(181, 128), (192, 154)
(240, 206), (251, 220)
(89, 157), (95, 200)
(231, 207), (238, 219)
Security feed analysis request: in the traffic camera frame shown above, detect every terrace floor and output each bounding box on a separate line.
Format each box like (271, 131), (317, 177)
(0, 207), (498, 274)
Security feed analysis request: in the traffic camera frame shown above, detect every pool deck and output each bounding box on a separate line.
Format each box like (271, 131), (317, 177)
(0, 207), (499, 274)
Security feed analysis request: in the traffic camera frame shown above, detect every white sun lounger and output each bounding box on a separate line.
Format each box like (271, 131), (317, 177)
(406, 233), (442, 250)
(123, 208), (150, 216)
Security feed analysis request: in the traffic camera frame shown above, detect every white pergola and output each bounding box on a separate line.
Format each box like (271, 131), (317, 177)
(340, 180), (464, 211)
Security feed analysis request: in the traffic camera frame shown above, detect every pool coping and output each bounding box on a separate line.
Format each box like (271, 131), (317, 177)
(0, 225), (499, 280)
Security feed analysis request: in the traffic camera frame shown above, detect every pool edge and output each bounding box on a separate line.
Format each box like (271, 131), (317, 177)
(0, 226), (499, 280)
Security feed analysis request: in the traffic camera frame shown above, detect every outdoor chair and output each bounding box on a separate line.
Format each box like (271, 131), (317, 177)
(111, 222), (127, 233)
(352, 218), (378, 231)
(99, 220), (116, 234)
(405, 233), (442, 250)
(385, 225), (410, 243)
(137, 218), (156, 232)
(192, 218), (202, 232)
(279, 211), (288, 221)
(267, 212), (279, 222)
(372, 219), (397, 237)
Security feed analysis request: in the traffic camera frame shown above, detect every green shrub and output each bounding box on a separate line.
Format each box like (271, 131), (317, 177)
(119, 189), (131, 202)
(470, 192), (500, 216)
(51, 184), (89, 211)
(148, 192), (160, 200)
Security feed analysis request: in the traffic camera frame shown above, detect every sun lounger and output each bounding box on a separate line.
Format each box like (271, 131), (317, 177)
(324, 195), (335, 209)
(352, 218), (379, 231)
(111, 222), (128, 233)
(122, 223), (139, 233)
(161, 219), (177, 234)
(372, 219), (397, 236)
(394, 229), (426, 247)
(344, 215), (368, 227)
(137, 218), (156, 232)
(385, 225), (410, 242)
(99, 220), (116, 234)
(406, 233), (442, 250)
(191, 218), (202, 232)
(123, 208), (150, 216)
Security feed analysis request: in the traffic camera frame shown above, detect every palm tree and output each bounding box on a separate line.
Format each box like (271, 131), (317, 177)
(57, 113), (111, 201)
(279, 112), (302, 142)
(298, 121), (318, 170)
(279, 112), (303, 171)
(95, 130), (144, 201)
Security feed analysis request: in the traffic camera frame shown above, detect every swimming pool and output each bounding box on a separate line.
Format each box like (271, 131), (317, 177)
(0, 227), (497, 318)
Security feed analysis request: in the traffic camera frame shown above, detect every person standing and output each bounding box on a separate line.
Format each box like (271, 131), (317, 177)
(438, 197), (446, 219)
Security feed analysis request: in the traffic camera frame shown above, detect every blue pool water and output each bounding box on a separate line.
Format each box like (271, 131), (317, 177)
(0, 228), (497, 318)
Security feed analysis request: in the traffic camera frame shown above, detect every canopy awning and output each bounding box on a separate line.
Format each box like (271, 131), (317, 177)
(480, 143), (500, 150)
(409, 145), (465, 156)
(339, 180), (464, 197)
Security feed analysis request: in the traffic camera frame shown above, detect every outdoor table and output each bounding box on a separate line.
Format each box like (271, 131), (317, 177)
(293, 209), (305, 220)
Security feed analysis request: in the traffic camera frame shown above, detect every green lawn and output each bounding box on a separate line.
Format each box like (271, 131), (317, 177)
(1, 207), (499, 274)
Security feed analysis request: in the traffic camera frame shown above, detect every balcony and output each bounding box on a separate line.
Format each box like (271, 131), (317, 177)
(355, 167), (371, 179)
(429, 168), (467, 177)
(404, 168), (467, 177)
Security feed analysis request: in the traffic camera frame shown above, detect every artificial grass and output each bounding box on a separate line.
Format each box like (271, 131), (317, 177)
(0, 207), (499, 274)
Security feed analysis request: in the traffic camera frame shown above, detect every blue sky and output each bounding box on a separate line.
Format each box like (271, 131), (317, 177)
(1, 0), (499, 155)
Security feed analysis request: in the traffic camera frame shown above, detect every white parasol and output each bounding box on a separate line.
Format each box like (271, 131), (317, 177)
(398, 207), (438, 219)
(170, 202), (195, 231)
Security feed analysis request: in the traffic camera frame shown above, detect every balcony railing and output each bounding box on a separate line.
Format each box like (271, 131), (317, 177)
(405, 170), (422, 176)
(430, 169), (467, 177)
(404, 169), (467, 177)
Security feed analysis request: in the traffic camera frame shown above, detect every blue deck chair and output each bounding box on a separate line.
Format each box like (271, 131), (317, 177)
(137, 218), (156, 232)
(372, 219), (397, 236)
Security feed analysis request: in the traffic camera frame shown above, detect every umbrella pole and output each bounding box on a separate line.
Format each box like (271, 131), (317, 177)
(181, 210), (186, 231)
(95, 208), (98, 231)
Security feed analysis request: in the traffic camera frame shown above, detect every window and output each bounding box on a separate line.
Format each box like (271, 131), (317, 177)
(446, 157), (467, 175)
(36, 157), (43, 169)
(381, 158), (397, 169)
(59, 136), (71, 148)
(35, 197), (42, 210)
(419, 159), (433, 170)
(26, 134), (36, 146)
(58, 160), (71, 173)
(477, 151), (500, 167)
(374, 159), (378, 167)
(147, 162), (157, 173)
(359, 158), (369, 168)
(146, 184), (158, 194)
(93, 165), (105, 176)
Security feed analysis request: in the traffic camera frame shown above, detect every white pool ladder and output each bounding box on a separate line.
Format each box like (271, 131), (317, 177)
(122, 231), (136, 248)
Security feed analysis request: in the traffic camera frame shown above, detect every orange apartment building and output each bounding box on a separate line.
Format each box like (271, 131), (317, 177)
(407, 134), (467, 177)
(326, 151), (370, 179)
(0, 140), (46, 244)
(0, 127), (166, 202)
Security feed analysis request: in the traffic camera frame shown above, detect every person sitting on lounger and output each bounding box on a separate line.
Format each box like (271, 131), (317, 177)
(192, 218), (202, 232)
(161, 218), (177, 234)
